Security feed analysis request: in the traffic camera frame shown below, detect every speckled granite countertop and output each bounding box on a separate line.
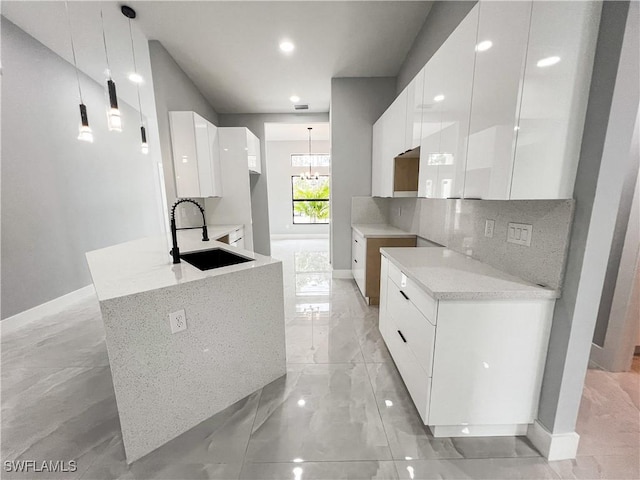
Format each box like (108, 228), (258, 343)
(380, 247), (559, 300)
(86, 225), (279, 301)
(352, 224), (417, 238)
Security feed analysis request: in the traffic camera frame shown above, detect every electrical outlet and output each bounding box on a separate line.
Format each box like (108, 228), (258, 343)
(484, 219), (495, 238)
(169, 309), (187, 334)
(507, 222), (532, 247)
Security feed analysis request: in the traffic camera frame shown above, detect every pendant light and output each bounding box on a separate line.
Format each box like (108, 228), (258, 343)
(101, 9), (122, 132)
(122, 5), (148, 154)
(65, 1), (93, 142)
(300, 127), (319, 181)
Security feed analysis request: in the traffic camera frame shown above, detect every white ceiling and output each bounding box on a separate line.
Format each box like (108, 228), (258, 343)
(3, 1), (432, 115)
(265, 122), (330, 141)
(131, 1), (432, 113)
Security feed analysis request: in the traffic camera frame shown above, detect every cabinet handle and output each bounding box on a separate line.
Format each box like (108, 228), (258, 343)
(354, 239), (358, 243)
(397, 330), (407, 343)
(400, 290), (410, 301)
(354, 259), (358, 264)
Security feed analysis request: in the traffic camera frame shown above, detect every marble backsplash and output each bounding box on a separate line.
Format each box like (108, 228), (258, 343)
(352, 196), (574, 291)
(351, 196), (390, 224)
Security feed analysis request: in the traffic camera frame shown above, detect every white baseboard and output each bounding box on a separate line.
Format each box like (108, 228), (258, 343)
(332, 269), (353, 279)
(1, 285), (96, 335)
(527, 420), (580, 461)
(430, 423), (528, 437)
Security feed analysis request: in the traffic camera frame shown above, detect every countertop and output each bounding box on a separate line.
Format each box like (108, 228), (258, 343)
(352, 224), (417, 238)
(380, 247), (559, 300)
(86, 225), (279, 301)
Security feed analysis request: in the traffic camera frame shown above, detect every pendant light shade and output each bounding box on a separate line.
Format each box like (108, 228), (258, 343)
(106, 79), (122, 132)
(140, 126), (149, 155)
(78, 103), (94, 143)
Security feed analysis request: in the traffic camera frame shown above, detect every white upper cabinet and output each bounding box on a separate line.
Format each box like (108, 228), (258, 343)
(510, 1), (601, 199)
(207, 123), (223, 197)
(406, 68), (425, 150)
(373, 90), (409, 197)
(371, 118), (384, 197)
(170, 111), (223, 198)
(246, 129), (262, 174)
(418, 4), (478, 199)
(373, 0), (600, 201)
(463, 1), (532, 200)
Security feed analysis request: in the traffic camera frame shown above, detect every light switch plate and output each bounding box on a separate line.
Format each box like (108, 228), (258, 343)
(169, 309), (187, 334)
(484, 219), (495, 238)
(507, 222), (532, 247)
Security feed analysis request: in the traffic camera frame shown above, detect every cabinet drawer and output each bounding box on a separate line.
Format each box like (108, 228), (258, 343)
(352, 230), (366, 296)
(387, 260), (437, 324)
(379, 309), (431, 424)
(229, 227), (243, 243)
(387, 279), (436, 375)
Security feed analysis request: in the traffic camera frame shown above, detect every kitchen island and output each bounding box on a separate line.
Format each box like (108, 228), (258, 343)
(85, 227), (286, 463)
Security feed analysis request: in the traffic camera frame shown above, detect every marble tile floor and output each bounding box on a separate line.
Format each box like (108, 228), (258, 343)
(1, 237), (638, 480)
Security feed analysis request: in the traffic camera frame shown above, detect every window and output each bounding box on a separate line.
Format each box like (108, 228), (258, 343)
(292, 175), (330, 224)
(291, 154), (331, 167)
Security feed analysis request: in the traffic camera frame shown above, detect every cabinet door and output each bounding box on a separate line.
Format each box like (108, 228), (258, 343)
(429, 300), (554, 426)
(510, 1), (600, 199)
(418, 5), (478, 199)
(405, 68), (425, 150)
(170, 112), (201, 198)
(464, 2), (532, 200)
(371, 118), (384, 197)
(193, 113), (215, 197)
(207, 123), (223, 197)
(388, 89), (408, 158)
(352, 230), (366, 296)
(247, 130), (261, 174)
(379, 91), (408, 197)
(379, 255), (390, 324)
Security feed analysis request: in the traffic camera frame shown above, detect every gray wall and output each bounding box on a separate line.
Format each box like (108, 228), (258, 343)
(397, 1), (477, 93)
(1, 19), (164, 319)
(148, 41), (220, 228)
(218, 113), (329, 256)
(537, 0), (638, 434)
(329, 77), (397, 270)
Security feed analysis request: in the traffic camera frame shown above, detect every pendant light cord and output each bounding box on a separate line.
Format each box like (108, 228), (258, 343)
(100, 9), (112, 78)
(64, 1), (84, 103)
(127, 18), (145, 125)
(307, 127), (313, 178)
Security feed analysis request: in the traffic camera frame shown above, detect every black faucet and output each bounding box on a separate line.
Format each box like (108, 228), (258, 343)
(170, 199), (209, 264)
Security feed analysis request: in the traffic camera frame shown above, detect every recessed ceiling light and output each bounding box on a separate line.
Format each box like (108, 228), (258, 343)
(536, 56), (561, 68)
(279, 40), (295, 54)
(434, 94), (445, 102)
(129, 72), (143, 83)
(475, 40), (493, 52)
(290, 95), (301, 103)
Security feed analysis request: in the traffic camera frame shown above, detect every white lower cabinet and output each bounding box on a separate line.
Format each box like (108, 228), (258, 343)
(352, 230), (366, 296)
(379, 255), (554, 436)
(228, 227), (245, 249)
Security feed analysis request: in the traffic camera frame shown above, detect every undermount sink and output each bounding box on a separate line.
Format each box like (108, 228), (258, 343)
(180, 248), (253, 271)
